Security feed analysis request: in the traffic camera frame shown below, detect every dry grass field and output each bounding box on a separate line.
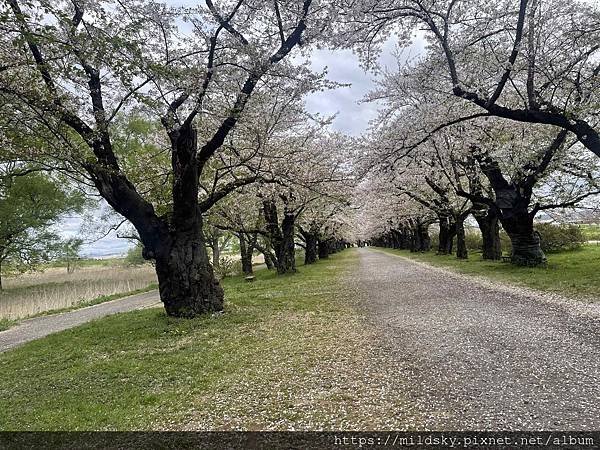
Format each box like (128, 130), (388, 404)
(0, 264), (157, 320)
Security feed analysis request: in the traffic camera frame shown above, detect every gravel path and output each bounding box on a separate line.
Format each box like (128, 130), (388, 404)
(355, 248), (600, 430)
(0, 291), (160, 353)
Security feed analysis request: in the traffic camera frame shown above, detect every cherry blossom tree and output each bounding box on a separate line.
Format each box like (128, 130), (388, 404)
(340, 0), (600, 158)
(0, 0), (338, 317)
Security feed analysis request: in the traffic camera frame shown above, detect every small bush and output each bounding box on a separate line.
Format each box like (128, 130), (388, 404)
(214, 256), (239, 279)
(535, 223), (585, 253)
(124, 243), (145, 266)
(579, 224), (600, 241)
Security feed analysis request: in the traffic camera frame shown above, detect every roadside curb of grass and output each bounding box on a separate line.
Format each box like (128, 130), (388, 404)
(0, 318), (16, 332)
(375, 248), (600, 320)
(0, 284), (159, 332)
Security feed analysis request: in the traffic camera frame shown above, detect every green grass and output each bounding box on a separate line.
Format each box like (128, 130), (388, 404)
(579, 224), (600, 241)
(0, 318), (15, 332)
(379, 245), (600, 300)
(0, 251), (379, 431)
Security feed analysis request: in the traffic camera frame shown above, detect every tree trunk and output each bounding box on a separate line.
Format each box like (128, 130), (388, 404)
(409, 226), (420, 253)
(211, 235), (221, 271)
(501, 209), (546, 266)
(455, 216), (468, 259)
(418, 222), (431, 252)
(474, 209), (502, 260)
(153, 227), (224, 318)
(149, 124), (224, 317)
(318, 240), (330, 259)
(239, 235), (254, 275)
(257, 240), (277, 270)
(262, 199), (296, 274)
(264, 253), (276, 270)
(438, 216), (454, 255)
(304, 232), (318, 265)
(275, 213), (296, 274)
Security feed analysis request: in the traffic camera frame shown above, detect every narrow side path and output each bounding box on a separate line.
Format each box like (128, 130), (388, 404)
(0, 291), (160, 353)
(355, 248), (600, 430)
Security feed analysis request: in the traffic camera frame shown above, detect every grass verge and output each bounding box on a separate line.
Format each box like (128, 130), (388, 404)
(379, 245), (600, 300)
(0, 319), (15, 332)
(580, 224), (600, 241)
(0, 250), (409, 431)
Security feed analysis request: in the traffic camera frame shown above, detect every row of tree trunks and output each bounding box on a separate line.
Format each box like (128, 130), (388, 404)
(373, 209), (504, 262)
(315, 238), (348, 260)
(372, 202), (545, 267)
(370, 219), (432, 253)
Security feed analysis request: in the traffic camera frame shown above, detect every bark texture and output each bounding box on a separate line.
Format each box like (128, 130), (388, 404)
(473, 207), (502, 260)
(239, 233), (255, 275)
(263, 199), (296, 274)
(318, 240), (330, 259)
(303, 231), (318, 265)
(154, 228), (224, 318)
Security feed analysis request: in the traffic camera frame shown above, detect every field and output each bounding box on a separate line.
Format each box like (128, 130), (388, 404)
(0, 263), (157, 321)
(579, 224), (600, 241)
(0, 250), (407, 430)
(379, 244), (600, 300)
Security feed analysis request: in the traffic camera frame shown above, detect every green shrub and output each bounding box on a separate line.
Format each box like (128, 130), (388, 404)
(535, 223), (585, 253)
(579, 224), (600, 241)
(465, 230), (483, 250)
(214, 256), (238, 279)
(124, 243), (145, 266)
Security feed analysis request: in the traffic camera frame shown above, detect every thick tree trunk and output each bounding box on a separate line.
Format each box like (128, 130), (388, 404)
(455, 217), (468, 259)
(304, 232), (318, 265)
(148, 123), (224, 317)
(275, 213), (296, 274)
(153, 227), (224, 318)
(391, 229), (400, 249)
(256, 240), (277, 270)
(318, 240), (330, 259)
(262, 200), (296, 274)
(501, 210), (546, 266)
(474, 209), (502, 260)
(438, 216), (454, 254)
